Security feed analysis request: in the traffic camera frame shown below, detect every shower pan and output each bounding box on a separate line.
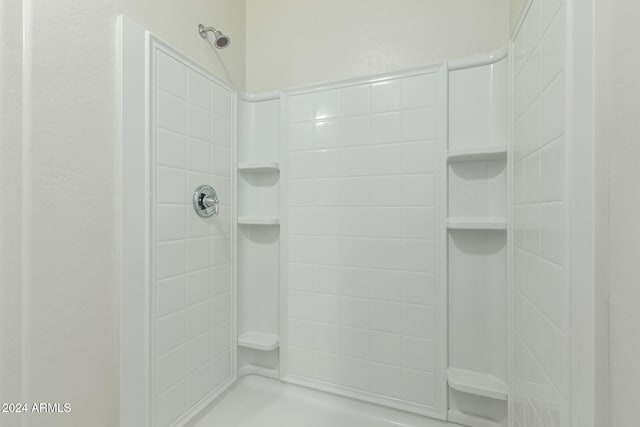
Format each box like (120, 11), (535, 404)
(119, 13), (523, 427)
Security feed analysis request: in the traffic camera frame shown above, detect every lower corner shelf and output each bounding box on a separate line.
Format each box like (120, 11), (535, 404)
(447, 410), (503, 427)
(238, 216), (280, 225)
(446, 218), (507, 231)
(447, 145), (508, 162)
(237, 332), (280, 351)
(447, 368), (508, 401)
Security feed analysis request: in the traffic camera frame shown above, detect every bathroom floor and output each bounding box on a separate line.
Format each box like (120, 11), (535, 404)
(191, 375), (457, 427)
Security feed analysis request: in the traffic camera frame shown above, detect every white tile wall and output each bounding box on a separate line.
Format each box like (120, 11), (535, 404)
(285, 70), (443, 415)
(153, 49), (233, 427)
(512, 1), (566, 426)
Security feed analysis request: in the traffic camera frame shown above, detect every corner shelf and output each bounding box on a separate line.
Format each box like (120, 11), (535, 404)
(238, 216), (280, 225)
(447, 218), (507, 230)
(447, 410), (503, 427)
(447, 368), (508, 401)
(238, 161), (280, 173)
(238, 332), (280, 351)
(447, 145), (507, 162)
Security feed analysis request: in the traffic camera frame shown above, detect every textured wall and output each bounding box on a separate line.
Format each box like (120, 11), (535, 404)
(0, 1), (25, 423)
(18, 0), (119, 425)
(120, 0), (246, 89)
(245, 0), (509, 92)
(510, 0), (526, 28)
(597, 2), (640, 426)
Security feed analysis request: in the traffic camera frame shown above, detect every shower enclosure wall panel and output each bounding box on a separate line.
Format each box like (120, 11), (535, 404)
(237, 95), (282, 376)
(511, 1), (568, 426)
(446, 56), (508, 427)
(121, 31), (237, 427)
(281, 68), (447, 419)
(238, 97), (281, 163)
(449, 59), (508, 152)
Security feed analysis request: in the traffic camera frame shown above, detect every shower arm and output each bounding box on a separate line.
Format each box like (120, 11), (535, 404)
(198, 24), (218, 39)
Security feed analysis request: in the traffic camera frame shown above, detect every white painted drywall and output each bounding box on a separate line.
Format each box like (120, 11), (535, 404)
(14, 1), (120, 425)
(0, 0), (25, 420)
(245, 0), (509, 92)
(510, 0), (526, 29)
(120, 0), (246, 89)
(0, 1), (245, 426)
(596, 2), (640, 426)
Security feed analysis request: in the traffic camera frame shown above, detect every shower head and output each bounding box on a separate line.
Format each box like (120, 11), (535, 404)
(198, 24), (231, 49)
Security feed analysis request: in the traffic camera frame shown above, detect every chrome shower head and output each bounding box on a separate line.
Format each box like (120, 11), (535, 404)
(212, 32), (230, 49)
(198, 24), (231, 49)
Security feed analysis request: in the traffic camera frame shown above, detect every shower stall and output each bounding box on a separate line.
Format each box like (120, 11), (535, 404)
(120, 0), (596, 425)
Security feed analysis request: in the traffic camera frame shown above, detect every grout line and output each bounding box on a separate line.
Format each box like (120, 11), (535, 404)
(288, 290), (437, 310)
(288, 345), (438, 375)
(288, 233), (437, 242)
(156, 123), (231, 149)
(512, 330), (564, 400)
(288, 138), (439, 153)
(182, 67), (189, 408)
(287, 105), (438, 125)
(287, 260), (438, 274)
(288, 170), (437, 179)
(513, 133), (564, 163)
(513, 286), (564, 334)
(512, 199), (565, 207)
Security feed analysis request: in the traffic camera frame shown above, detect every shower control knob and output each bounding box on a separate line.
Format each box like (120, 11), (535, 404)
(193, 185), (219, 218)
(203, 196), (217, 208)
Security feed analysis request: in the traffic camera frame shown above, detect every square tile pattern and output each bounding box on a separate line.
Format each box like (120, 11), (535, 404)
(512, 1), (566, 426)
(153, 49), (233, 427)
(285, 72), (443, 413)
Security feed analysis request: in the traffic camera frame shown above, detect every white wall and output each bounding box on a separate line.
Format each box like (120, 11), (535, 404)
(596, 2), (640, 426)
(245, 0), (509, 93)
(0, 0), (25, 421)
(120, 0), (246, 89)
(510, 0), (525, 29)
(15, 1), (119, 425)
(0, 1), (245, 426)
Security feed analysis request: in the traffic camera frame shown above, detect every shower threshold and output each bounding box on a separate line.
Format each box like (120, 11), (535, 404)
(189, 375), (456, 427)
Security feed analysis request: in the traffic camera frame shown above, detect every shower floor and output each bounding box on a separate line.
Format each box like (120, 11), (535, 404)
(190, 375), (456, 427)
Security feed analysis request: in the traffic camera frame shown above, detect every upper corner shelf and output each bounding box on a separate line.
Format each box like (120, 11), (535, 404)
(238, 161), (280, 173)
(238, 332), (280, 351)
(447, 368), (508, 401)
(447, 145), (507, 162)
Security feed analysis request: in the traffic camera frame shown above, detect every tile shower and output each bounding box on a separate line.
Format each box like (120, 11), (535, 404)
(121, 0), (574, 425)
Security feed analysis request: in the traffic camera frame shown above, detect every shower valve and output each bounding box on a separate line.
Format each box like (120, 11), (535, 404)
(193, 185), (219, 218)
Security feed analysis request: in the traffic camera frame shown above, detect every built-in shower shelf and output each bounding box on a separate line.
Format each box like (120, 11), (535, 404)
(237, 332), (280, 351)
(447, 368), (508, 401)
(238, 161), (280, 173)
(447, 145), (507, 162)
(238, 216), (280, 225)
(447, 410), (503, 427)
(447, 218), (507, 230)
